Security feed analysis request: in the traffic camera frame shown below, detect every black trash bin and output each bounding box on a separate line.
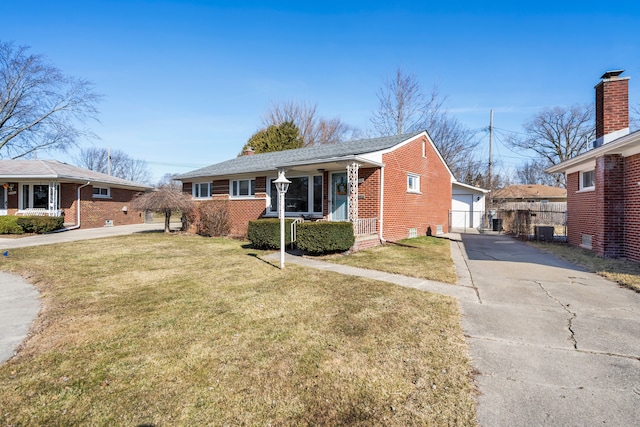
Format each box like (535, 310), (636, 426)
(492, 218), (503, 231)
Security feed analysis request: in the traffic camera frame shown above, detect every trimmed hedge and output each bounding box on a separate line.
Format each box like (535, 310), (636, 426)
(16, 216), (64, 234)
(248, 218), (295, 249)
(0, 216), (23, 234)
(296, 221), (355, 254)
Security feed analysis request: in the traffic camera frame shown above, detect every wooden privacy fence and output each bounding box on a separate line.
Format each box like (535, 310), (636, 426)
(495, 202), (567, 237)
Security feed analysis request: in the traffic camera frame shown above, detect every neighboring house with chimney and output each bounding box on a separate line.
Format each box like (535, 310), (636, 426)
(176, 131), (454, 248)
(547, 70), (640, 261)
(0, 160), (151, 229)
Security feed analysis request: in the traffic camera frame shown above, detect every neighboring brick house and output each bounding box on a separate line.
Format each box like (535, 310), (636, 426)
(0, 160), (151, 229)
(547, 70), (640, 261)
(176, 131), (454, 247)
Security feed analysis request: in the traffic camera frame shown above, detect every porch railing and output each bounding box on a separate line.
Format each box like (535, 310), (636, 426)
(289, 217), (378, 239)
(354, 218), (378, 236)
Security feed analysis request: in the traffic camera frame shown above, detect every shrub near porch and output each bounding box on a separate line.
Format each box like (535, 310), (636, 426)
(0, 234), (476, 426)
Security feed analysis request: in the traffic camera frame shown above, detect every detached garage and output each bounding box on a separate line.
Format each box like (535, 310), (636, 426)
(451, 182), (488, 230)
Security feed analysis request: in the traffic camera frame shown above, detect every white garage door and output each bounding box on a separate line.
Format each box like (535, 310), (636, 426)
(452, 194), (474, 228)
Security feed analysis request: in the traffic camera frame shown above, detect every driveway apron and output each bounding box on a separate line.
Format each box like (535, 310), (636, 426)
(458, 233), (640, 426)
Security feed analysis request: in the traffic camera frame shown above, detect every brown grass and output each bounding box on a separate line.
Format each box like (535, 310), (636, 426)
(531, 241), (640, 292)
(0, 233), (476, 426)
(325, 236), (458, 284)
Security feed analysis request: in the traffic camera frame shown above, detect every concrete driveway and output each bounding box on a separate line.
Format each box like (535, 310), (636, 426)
(457, 233), (640, 426)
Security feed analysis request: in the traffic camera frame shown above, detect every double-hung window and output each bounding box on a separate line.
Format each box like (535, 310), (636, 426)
(193, 182), (211, 199)
(407, 173), (421, 193)
(231, 179), (255, 197)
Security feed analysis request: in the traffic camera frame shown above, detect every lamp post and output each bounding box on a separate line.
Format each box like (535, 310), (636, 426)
(274, 169), (291, 269)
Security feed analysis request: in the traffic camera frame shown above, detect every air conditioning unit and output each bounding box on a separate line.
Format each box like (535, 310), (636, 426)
(534, 226), (554, 242)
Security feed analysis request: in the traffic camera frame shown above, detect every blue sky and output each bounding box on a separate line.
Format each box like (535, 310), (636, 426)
(4, 1), (640, 183)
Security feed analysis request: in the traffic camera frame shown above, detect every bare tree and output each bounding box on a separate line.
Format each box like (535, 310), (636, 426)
(515, 158), (558, 186)
(157, 173), (182, 190)
(370, 68), (436, 135)
(74, 146), (151, 183)
(130, 188), (193, 233)
(370, 68), (479, 179)
(262, 100), (358, 146)
(509, 104), (595, 167)
(0, 41), (102, 159)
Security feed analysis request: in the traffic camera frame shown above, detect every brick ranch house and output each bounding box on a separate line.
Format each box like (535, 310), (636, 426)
(547, 70), (640, 261)
(0, 159), (151, 229)
(176, 131), (455, 248)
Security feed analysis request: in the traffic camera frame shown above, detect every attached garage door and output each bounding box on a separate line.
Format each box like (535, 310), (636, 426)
(452, 194), (474, 228)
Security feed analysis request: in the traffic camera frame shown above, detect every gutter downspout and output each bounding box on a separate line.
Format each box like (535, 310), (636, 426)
(379, 165), (385, 243)
(66, 181), (90, 230)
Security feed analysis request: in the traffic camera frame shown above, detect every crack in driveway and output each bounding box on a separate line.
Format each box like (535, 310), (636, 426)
(536, 280), (578, 350)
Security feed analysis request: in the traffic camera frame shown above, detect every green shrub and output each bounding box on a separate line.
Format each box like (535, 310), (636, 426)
(296, 221), (355, 254)
(16, 216), (64, 233)
(0, 216), (24, 234)
(248, 218), (295, 249)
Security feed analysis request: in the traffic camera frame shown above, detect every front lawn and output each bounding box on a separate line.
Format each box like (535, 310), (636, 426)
(0, 233), (476, 426)
(325, 236), (458, 284)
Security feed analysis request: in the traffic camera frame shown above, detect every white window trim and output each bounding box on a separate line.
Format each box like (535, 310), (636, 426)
(192, 182), (212, 199)
(579, 170), (595, 191)
(18, 183), (61, 210)
(266, 174), (323, 216)
(92, 186), (111, 198)
(407, 173), (421, 194)
(230, 178), (256, 198)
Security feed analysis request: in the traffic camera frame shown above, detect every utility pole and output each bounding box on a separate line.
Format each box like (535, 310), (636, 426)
(107, 146), (111, 176)
(488, 109), (493, 192)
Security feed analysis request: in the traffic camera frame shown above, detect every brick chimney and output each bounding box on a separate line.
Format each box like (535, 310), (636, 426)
(594, 70), (629, 147)
(242, 146), (255, 156)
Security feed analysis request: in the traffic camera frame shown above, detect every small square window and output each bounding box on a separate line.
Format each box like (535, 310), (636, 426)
(581, 170), (595, 189)
(407, 174), (420, 193)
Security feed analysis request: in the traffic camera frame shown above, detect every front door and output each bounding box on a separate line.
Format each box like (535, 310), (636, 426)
(331, 172), (348, 221)
(0, 186), (6, 215)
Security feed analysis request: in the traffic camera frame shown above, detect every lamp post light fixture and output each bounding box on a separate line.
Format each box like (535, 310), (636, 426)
(274, 169), (291, 269)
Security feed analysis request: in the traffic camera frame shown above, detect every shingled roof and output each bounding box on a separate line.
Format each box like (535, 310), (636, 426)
(492, 184), (566, 200)
(176, 131), (425, 179)
(0, 160), (151, 190)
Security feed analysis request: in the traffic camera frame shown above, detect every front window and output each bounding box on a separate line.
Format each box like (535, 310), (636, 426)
(193, 182), (211, 199)
(407, 173), (420, 193)
(269, 175), (323, 215)
(231, 179), (255, 197)
(581, 170), (595, 190)
(19, 183), (60, 210)
(92, 186), (110, 198)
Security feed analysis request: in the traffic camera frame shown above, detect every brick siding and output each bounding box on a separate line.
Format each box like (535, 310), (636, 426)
(623, 154), (640, 261)
(381, 135), (451, 241)
(4, 182), (145, 229)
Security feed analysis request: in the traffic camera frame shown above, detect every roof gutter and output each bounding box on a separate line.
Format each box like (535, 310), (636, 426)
(66, 181), (90, 230)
